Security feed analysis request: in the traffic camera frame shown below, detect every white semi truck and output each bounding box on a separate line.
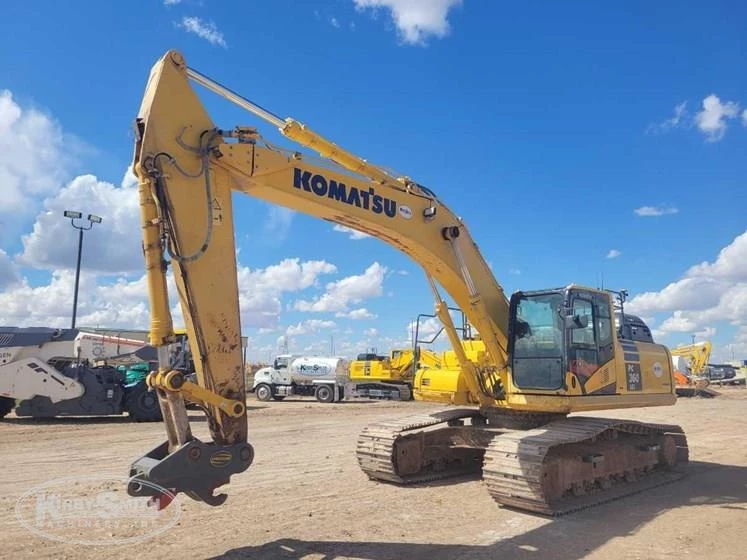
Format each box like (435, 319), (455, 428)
(252, 355), (349, 403)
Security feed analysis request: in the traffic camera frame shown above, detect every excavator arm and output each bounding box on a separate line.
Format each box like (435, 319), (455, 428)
(127, 50), (512, 507)
(671, 342), (712, 375)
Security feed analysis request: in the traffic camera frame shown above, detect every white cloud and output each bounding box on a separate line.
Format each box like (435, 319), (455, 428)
(407, 316), (441, 341)
(0, 271), (154, 329)
(285, 319), (336, 337)
(606, 249), (621, 259)
(742, 109), (747, 127)
(19, 174), (141, 274)
(695, 94), (740, 142)
(627, 277), (725, 315)
(627, 231), (747, 350)
(239, 258), (337, 293)
(332, 224), (371, 240)
(718, 326), (747, 362)
(121, 167), (138, 189)
(178, 17), (227, 48)
(353, 0), (462, 45)
(646, 101), (688, 134)
(294, 262), (387, 313)
(633, 205), (679, 217)
(276, 334), (289, 351)
(694, 326), (716, 339)
(0, 249), (20, 289)
(0, 90), (75, 218)
(330, 17), (340, 28)
(657, 311), (698, 333)
(237, 258), (337, 328)
(264, 207), (295, 241)
(0, 256), (340, 331)
(686, 233), (747, 281)
(418, 317), (441, 337)
(164, 0), (181, 4)
(363, 328), (379, 337)
(336, 308), (377, 320)
(509, 268), (521, 275)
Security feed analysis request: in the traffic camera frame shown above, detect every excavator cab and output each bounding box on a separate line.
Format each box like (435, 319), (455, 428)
(509, 287), (614, 391)
(505, 286), (675, 404)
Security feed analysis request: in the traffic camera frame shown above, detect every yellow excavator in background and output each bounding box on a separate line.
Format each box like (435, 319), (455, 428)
(126, 50), (688, 515)
(670, 341), (718, 397)
(349, 347), (441, 400)
(406, 308), (487, 405)
(349, 309), (472, 401)
(412, 339), (485, 404)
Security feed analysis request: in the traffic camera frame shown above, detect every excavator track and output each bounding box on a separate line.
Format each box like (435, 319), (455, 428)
(357, 408), (491, 484)
(482, 417), (689, 516)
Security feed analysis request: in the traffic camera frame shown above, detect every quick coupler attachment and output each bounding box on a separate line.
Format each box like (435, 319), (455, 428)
(127, 438), (254, 508)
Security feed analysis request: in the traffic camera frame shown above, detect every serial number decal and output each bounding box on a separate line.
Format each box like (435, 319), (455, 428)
(626, 363), (642, 392)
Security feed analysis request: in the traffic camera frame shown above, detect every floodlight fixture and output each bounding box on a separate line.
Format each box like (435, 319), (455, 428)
(63, 210), (103, 328)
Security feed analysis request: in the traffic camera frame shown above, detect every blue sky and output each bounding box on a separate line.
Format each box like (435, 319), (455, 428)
(0, 0), (745, 362)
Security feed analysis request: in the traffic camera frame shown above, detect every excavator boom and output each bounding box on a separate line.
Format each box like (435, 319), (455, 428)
(127, 50), (511, 505)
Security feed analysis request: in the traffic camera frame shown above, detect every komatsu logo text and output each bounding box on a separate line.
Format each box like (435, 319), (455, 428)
(293, 168), (397, 218)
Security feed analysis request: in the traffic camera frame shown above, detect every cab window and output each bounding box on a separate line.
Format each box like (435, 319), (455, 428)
(593, 295), (614, 363)
(571, 299), (594, 345)
(511, 292), (564, 390)
(569, 297), (598, 376)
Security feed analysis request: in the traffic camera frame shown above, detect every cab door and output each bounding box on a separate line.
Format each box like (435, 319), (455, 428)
(274, 357), (292, 384)
(567, 291), (616, 393)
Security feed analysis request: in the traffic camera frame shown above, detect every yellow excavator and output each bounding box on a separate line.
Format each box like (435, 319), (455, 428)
(407, 309), (488, 404)
(126, 50), (688, 515)
(349, 347), (441, 400)
(413, 340), (486, 405)
(670, 341), (718, 397)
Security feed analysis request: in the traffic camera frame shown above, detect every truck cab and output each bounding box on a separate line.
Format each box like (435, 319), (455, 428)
(252, 354), (298, 398)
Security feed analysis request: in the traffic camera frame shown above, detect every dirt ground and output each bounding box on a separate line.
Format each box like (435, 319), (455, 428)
(2, 388), (746, 560)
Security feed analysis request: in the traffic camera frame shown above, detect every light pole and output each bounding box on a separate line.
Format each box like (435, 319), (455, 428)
(64, 210), (102, 329)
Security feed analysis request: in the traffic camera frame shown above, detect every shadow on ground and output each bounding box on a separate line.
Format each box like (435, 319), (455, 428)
(211, 461), (747, 560)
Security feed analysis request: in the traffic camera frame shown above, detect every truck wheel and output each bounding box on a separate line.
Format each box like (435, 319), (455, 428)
(126, 382), (162, 422)
(315, 384), (334, 403)
(272, 395), (286, 401)
(255, 383), (273, 402)
(0, 396), (15, 419)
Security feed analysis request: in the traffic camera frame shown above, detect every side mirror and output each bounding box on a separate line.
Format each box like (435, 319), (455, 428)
(565, 314), (589, 329)
(273, 359), (278, 369)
